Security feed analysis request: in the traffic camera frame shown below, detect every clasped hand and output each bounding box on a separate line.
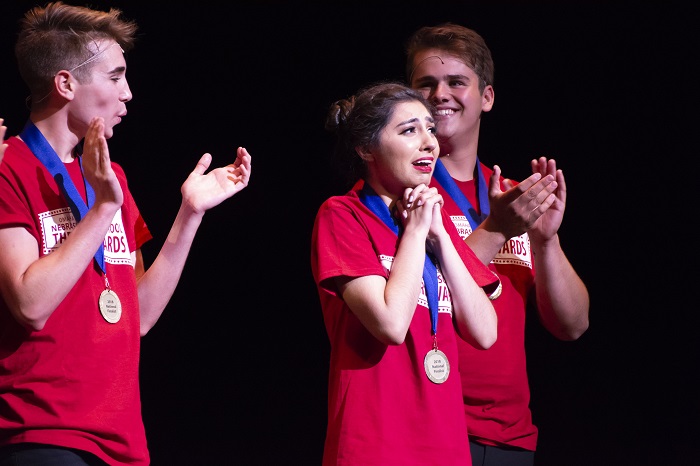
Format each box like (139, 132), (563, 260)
(395, 184), (446, 252)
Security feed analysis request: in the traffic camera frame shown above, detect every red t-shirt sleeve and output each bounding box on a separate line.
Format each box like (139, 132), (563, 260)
(312, 197), (388, 297)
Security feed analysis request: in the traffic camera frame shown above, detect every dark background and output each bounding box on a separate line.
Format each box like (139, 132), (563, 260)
(1, 1), (696, 465)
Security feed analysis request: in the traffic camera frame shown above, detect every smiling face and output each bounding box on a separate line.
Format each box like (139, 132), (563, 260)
(363, 100), (439, 198)
(68, 39), (132, 140)
(410, 49), (493, 155)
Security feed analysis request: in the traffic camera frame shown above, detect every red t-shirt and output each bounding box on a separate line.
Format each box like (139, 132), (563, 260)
(0, 136), (153, 464)
(311, 187), (499, 465)
(431, 162), (538, 450)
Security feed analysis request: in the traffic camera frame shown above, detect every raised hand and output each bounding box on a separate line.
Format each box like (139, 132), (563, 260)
(527, 157), (566, 245)
(81, 117), (123, 209)
(483, 163), (558, 240)
(180, 146), (252, 214)
(398, 184), (445, 245)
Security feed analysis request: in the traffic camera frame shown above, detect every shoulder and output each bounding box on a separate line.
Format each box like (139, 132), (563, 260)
(110, 161), (126, 178)
(318, 190), (363, 214)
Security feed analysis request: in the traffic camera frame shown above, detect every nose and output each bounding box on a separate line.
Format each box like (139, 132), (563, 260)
(422, 132), (437, 154)
(120, 79), (133, 102)
(432, 81), (449, 102)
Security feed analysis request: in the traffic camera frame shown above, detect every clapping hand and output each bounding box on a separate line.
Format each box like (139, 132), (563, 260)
(483, 162), (558, 240)
(181, 147), (252, 214)
(82, 117), (124, 209)
(526, 157), (565, 244)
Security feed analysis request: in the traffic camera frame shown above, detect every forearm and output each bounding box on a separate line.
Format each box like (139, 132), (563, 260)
(464, 218), (508, 266)
(380, 229), (429, 342)
(0, 203), (118, 330)
(137, 201), (204, 334)
(533, 234), (590, 340)
(430, 233), (497, 349)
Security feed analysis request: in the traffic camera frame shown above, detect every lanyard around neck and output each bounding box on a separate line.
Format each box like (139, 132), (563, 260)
(432, 157), (489, 231)
(20, 120), (105, 273)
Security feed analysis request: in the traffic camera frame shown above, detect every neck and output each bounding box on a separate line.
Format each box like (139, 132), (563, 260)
(437, 122), (481, 181)
(30, 114), (81, 163)
(439, 152), (477, 181)
(364, 178), (398, 209)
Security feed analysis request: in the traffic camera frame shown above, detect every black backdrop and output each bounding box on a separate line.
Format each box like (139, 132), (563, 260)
(1, 2), (696, 465)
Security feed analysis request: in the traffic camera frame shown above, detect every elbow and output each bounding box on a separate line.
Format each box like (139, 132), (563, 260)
(3, 289), (54, 331)
(482, 331), (498, 349)
(373, 321), (409, 346)
(140, 318), (157, 337)
(376, 329), (407, 346)
(549, 316), (589, 341)
(11, 307), (49, 332)
(380, 336), (406, 346)
(475, 330), (497, 350)
(563, 319), (589, 341)
(25, 320), (47, 332)
(459, 324), (497, 350)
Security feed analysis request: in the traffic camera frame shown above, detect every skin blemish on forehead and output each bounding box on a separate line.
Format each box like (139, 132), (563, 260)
(410, 55), (445, 82)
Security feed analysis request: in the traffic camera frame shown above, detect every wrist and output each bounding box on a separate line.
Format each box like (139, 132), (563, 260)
(531, 233), (560, 254)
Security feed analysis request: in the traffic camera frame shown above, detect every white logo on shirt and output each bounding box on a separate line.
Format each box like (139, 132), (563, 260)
(39, 208), (132, 265)
(379, 254), (454, 315)
(451, 215), (532, 269)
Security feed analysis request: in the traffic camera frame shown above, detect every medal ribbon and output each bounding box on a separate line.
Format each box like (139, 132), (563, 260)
(20, 120), (105, 273)
(358, 183), (440, 336)
(432, 157), (489, 230)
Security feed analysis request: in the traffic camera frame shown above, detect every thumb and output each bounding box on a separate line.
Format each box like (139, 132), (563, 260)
(489, 165), (504, 197)
(193, 153), (212, 175)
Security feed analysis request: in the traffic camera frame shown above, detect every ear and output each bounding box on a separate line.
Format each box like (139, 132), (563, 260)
(54, 70), (75, 100)
(481, 85), (494, 113)
(356, 145), (375, 162)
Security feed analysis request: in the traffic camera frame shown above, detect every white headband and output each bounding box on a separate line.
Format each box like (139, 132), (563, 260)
(69, 41), (124, 72)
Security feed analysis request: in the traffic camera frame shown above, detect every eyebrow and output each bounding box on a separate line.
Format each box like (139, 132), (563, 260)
(414, 73), (471, 83)
(396, 117), (419, 127)
(394, 115), (435, 129)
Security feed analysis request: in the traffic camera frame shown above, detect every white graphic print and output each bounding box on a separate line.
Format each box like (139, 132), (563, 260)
(379, 254), (454, 315)
(451, 215), (532, 269)
(39, 208), (132, 265)
(39, 207), (76, 254)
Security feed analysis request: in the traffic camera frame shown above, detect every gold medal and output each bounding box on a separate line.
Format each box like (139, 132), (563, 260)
(99, 289), (122, 324)
(488, 279), (503, 300)
(424, 348), (450, 384)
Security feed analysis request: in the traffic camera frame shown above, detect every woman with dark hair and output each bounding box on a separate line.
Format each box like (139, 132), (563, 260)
(311, 81), (500, 465)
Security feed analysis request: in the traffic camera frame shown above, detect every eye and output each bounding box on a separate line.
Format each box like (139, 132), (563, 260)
(110, 72), (126, 82)
(449, 79), (466, 87)
(414, 80), (436, 91)
(400, 126), (417, 135)
(428, 126), (437, 135)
